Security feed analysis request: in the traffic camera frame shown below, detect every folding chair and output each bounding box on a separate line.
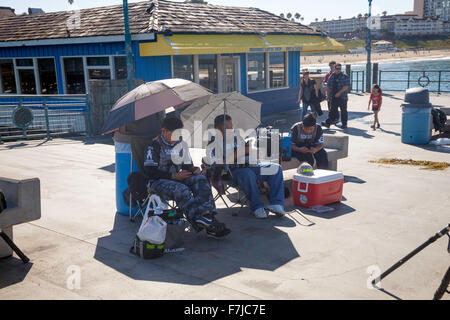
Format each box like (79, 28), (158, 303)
(202, 159), (248, 210)
(127, 137), (201, 232)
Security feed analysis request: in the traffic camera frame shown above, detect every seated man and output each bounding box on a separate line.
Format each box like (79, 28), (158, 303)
(209, 115), (286, 219)
(144, 115), (230, 238)
(290, 113), (329, 170)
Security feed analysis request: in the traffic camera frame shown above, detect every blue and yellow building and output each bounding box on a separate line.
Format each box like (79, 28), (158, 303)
(0, 0), (343, 114)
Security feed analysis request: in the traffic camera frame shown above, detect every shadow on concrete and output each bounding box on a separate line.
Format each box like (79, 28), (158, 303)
(347, 111), (373, 121)
(0, 257), (33, 289)
(379, 128), (401, 137)
(413, 144), (450, 154)
(377, 288), (403, 300)
(296, 202), (356, 220)
(93, 208), (301, 286)
(68, 135), (114, 146)
(344, 175), (366, 184)
(382, 93), (404, 101)
(341, 127), (375, 139)
(2, 142), (28, 150)
(99, 163), (115, 173)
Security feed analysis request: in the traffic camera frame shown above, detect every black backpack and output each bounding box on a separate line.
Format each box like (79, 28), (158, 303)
(0, 189), (6, 214)
(431, 108), (447, 133)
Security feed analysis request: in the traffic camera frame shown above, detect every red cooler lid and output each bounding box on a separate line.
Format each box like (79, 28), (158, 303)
(294, 169), (344, 184)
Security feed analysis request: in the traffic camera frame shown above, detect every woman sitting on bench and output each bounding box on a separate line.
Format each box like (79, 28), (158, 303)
(290, 113), (329, 170)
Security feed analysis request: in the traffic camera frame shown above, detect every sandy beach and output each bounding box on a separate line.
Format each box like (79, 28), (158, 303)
(302, 48), (450, 68)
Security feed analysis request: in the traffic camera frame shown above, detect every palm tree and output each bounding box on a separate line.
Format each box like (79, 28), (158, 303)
(338, 16), (342, 20)
(315, 18), (319, 22)
(323, 18), (327, 21)
(364, 13), (369, 18)
(382, 11), (388, 16)
(358, 13), (363, 19)
(280, 13), (285, 19)
(286, 12), (292, 19)
(295, 13), (301, 20)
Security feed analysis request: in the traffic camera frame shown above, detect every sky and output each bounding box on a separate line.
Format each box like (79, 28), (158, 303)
(3, 0), (414, 25)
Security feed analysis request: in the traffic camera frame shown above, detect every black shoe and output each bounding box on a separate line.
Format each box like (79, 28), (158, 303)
(195, 214), (231, 238)
(341, 125), (348, 129)
(321, 121), (330, 129)
(206, 227), (231, 239)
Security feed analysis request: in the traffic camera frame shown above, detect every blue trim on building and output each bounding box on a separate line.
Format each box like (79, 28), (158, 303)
(1, 40), (302, 114)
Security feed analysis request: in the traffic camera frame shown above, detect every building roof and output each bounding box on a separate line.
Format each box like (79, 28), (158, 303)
(0, 0), (319, 43)
(374, 40), (393, 45)
(0, 6), (15, 19)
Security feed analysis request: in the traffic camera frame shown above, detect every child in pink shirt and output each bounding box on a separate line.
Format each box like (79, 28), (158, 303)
(368, 84), (383, 130)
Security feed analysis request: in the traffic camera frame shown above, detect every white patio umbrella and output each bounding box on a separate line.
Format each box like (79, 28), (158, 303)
(180, 92), (261, 145)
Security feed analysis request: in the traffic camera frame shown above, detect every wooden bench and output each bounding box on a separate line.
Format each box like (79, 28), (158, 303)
(0, 177), (41, 261)
(281, 134), (349, 173)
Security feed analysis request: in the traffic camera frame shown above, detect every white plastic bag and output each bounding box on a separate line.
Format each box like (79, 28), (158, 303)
(137, 212), (167, 245)
(144, 194), (169, 216)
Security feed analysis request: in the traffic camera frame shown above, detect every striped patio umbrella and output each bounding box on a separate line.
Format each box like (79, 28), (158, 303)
(102, 78), (212, 134)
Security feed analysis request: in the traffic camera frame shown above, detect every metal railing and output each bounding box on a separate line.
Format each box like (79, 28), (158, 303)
(0, 94), (91, 143)
(350, 71), (365, 93)
(378, 70), (450, 94)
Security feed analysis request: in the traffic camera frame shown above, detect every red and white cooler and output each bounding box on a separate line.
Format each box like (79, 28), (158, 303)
(293, 170), (344, 208)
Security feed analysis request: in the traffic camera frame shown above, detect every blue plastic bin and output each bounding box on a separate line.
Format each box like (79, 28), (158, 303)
(401, 106), (432, 144)
(114, 133), (138, 216)
(401, 88), (432, 145)
(281, 134), (292, 161)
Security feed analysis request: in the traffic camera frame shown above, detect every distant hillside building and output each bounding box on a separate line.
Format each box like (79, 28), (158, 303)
(310, 11), (449, 37)
(414, 0), (450, 21)
(393, 16), (445, 36)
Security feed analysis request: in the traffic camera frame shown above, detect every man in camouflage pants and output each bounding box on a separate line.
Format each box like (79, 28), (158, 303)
(144, 116), (230, 238)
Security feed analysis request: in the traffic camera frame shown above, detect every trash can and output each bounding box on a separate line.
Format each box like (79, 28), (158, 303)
(114, 132), (139, 216)
(401, 87), (433, 144)
(112, 112), (165, 217)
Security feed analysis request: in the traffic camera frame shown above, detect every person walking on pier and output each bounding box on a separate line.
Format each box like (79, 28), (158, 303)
(322, 63), (350, 129)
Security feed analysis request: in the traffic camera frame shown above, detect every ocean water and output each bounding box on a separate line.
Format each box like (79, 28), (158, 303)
(305, 57), (450, 93)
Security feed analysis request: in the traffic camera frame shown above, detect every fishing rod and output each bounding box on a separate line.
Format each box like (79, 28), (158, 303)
(373, 224), (450, 300)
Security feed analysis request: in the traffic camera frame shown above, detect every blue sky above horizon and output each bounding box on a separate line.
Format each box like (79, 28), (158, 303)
(3, 0), (414, 25)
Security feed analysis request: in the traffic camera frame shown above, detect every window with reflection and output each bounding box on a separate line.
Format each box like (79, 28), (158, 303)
(0, 59), (17, 93)
(247, 53), (265, 91)
(114, 56), (127, 80)
(38, 58), (58, 94)
(199, 54), (217, 93)
(63, 57), (86, 94)
(88, 69), (111, 80)
(86, 57), (109, 66)
(269, 52), (286, 88)
(173, 55), (194, 81)
(18, 69), (36, 94)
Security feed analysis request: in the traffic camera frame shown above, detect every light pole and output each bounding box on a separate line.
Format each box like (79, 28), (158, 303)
(366, 0), (373, 93)
(123, 0), (135, 92)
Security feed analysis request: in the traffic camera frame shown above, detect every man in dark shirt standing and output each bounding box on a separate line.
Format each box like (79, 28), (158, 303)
(323, 63), (350, 129)
(144, 116), (230, 238)
(322, 61), (336, 112)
